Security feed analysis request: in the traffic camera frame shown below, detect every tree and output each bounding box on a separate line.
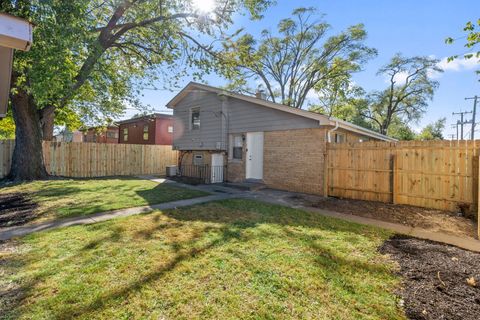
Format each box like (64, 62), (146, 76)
(361, 54), (443, 135)
(2, 0), (271, 180)
(386, 116), (416, 140)
(416, 118), (446, 140)
(308, 78), (374, 129)
(221, 7), (376, 108)
(310, 73), (363, 116)
(446, 19), (480, 77)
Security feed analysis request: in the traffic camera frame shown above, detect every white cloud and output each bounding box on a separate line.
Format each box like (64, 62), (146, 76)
(438, 55), (479, 71)
(430, 54), (479, 78)
(381, 54), (479, 82)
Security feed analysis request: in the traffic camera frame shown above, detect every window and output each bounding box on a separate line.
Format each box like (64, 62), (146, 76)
(193, 153), (204, 165)
(229, 135), (243, 160)
(334, 133), (345, 144)
(143, 125), (149, 140)
(191, 108), (200, 130)
(107, 131), (118, 139)
(123, 128), (128, 142)
(167, 126), (173, 133)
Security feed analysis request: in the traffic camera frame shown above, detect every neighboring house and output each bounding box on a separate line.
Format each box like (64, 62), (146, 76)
(83, 125), (119, 144)
(167, 82), (396, 194)
(53, 129), (83, 142)
(118, 114), (173, 145)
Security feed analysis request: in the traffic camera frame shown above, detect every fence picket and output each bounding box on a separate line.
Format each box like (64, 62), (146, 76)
(0, 141), (177, 179)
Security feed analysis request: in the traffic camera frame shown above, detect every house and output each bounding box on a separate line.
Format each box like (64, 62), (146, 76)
(83, 125), (119, 143)
(117, 113), (173, 145)
(167, 82), (395, 195)
(53, 129), (84, 143)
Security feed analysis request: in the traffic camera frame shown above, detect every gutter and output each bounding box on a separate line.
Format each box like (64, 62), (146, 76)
(327, 120), (339, 143)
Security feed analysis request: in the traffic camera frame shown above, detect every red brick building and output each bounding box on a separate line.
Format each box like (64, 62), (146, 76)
(83, 126), (119, 143)
(118, 114), (173, 145)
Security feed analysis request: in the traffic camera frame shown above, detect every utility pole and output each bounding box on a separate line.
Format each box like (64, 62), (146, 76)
(452, 111), (472, 140)
(465, 96), (479, 140)
(447, 133), (456, 140)
(451, 123), (459, 140)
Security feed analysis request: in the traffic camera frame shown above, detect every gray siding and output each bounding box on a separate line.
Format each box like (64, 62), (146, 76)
(227, 97), (319, 133)
(172, 90), (319, 150)
(173, 91), (225, 150)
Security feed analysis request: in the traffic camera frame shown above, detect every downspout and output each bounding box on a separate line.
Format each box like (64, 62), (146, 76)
(327, 120), (339, 143)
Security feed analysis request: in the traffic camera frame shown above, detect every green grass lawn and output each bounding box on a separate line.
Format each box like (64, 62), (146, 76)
(0, 178), (208, 223)
(0, 199), (405, 320)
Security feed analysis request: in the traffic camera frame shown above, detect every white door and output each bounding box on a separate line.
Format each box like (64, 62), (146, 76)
(246, 132), (264, 180)
(211, 153), (224, 183)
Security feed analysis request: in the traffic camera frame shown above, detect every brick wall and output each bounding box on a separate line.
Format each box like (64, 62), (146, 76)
(227, 148), (246, 182)
(263, 128), (327, 195)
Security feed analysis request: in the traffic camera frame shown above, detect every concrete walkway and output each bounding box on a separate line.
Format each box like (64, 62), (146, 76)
(1, 176), (479, 252)
(246, 189), (480, 253)
(0, 193), (234, 241)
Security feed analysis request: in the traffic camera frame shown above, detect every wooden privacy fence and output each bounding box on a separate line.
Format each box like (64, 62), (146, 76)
(326, 140), (479, 214)
(0, 140), (178, 178)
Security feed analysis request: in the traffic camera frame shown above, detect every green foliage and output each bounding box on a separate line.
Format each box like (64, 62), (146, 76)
(0, 110), (15, 139)
(446, 19), (480, 77)
(386, 117), (416, 140)
(416, 118), (446, 140)
(220, 7), (376, 108)
(1, 0), (271, 127)
(362, 54), (442, 135)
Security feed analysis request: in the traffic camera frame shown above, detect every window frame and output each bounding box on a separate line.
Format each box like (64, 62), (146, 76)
(229, 134), (243, 161)
(334, 132), (346, 144)
(193, 153), (204, 166)
(167, 125), (173, 133)
(143, 124), (149, 141)
(190, 107), (200, 130)
(123, 128), (128, 142)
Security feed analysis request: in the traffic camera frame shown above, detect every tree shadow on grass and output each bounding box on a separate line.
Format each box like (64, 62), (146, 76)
(55, 223), (247, 320)
(5, 199), (396, 319)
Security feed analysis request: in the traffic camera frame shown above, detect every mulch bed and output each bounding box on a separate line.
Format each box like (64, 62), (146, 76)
(380, 236), (480, 320)
(0, 193), (38, 228)
(288, 196), (476, 239)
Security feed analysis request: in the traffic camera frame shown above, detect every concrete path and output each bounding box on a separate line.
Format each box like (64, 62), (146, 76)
(2, 176), (479, 252)
(246, 190), (480, 253)
(0, 193), (233, 241)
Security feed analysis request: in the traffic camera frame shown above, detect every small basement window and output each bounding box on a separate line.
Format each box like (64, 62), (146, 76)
(193, 153), (204, 166)
(123, 128), (128, 142)
(143, 125), (149, 140)
(191, 108), (200, 130)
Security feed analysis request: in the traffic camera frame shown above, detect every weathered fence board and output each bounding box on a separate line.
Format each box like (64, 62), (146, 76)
(327, 140), (480, 213)
(0, 140), (177, 178)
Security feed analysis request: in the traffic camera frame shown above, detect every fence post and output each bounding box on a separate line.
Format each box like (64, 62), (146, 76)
(392, 154), (397, 204)
(323, 151), (329, 197)
(478, 155), (480, 239)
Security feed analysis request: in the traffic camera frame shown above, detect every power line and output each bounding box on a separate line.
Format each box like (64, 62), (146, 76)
(465, 96), (479, 140)
(452, 110), (472, 140)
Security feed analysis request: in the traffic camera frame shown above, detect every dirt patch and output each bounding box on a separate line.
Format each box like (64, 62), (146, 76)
(380, 236), (480, 320)
(0, 193), (38, 227)
(287, 195), (476, 239)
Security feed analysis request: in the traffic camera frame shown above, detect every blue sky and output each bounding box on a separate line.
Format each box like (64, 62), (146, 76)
(126, 0), (480, 139)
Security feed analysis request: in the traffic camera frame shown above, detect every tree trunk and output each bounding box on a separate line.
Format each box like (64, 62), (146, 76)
(40, 105), (55, 141)
(8, 89), (48, 181)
